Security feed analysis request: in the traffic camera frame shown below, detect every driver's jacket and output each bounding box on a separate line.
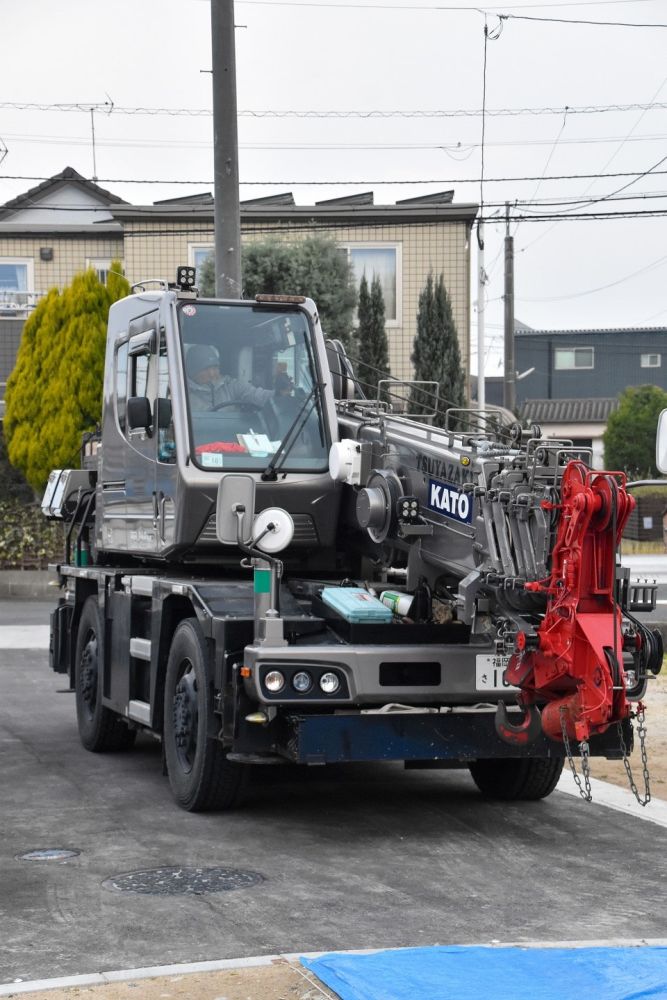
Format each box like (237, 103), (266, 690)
(187, 375), (273, 411)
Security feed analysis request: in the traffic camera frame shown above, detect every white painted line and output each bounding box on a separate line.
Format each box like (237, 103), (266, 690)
(7, 941), (667, 996)
(0, 626), (50, 650)
(557, 771), (667, 829)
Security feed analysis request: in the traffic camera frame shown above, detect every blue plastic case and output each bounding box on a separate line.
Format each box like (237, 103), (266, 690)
(320, 587), (394, 624)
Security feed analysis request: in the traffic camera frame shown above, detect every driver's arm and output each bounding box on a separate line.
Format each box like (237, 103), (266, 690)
(227, 380), (274, 407)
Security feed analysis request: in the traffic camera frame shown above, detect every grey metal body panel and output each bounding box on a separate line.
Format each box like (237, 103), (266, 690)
(243, 638), (503, 706)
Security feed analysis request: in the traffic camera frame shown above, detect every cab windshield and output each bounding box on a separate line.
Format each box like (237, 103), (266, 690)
(178, 301), (328, 473)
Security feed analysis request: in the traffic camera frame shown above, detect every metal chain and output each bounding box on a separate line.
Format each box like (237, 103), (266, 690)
(560, 708), (592, 802)
(618, 703), (651, 807)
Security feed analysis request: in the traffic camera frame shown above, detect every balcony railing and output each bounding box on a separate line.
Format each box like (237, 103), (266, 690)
(0, 291), (42, 317)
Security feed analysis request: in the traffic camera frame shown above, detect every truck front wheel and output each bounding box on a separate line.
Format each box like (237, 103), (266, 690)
(469, 757), (563, 801)
(163, 617), (245, 812)
(75, 597), (136, 752)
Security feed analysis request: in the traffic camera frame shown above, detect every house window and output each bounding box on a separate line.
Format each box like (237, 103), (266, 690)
(86, 259), (124, 285)
(641, 353), (661, 368)
(188, 244), (214, 284)
(342, 244), (401, 325)
(554, 347), (594, 370)
(0, 258), (34, 314)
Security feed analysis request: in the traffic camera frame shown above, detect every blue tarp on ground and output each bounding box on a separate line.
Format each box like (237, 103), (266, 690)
(301, 946), (667, 1000)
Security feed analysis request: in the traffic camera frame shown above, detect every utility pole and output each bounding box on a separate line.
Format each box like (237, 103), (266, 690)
(477, 220), (486, 410)
(210, 0), (242, 298)
(503, 202), (516, 413)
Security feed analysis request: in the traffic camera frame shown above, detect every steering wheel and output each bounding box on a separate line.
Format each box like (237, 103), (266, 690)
(210, 400), (265, 413)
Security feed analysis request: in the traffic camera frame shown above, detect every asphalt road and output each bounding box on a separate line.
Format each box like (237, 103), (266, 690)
(2, 601), (667, 987)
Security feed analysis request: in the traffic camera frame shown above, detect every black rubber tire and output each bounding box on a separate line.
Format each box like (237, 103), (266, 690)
(75, 596), (136, 753)
(469, 757), (564, 801)
(163, 617), (245, 812)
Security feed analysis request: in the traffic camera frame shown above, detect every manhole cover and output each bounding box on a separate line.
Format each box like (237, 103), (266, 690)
(102, 866), (265, 895)
(18, 849), (80, 862)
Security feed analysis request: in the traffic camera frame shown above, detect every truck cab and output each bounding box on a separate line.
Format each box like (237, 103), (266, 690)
(95, 283), (340, 566)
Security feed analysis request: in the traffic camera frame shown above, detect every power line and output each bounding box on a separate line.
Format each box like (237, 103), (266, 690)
(500, 10), (667, 26)
(8, 189), (667, 214)
(2, 99), (667, 119)
(235, 0), (667, 22)
(517, 252), (667, 301)
(3, 169), (667, 187)
(4, 129), (667, 152)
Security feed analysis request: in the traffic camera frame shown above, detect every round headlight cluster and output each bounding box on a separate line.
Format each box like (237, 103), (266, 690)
(263, 668), (342, 696)
(264, 669), (285, 693)
(319, 671), (341, 694)
(292, 671), (312, 693)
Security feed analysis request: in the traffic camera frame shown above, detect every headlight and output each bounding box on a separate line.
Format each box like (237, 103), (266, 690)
(264, 670), (285, 693)
(319, 671), (340, 694)
(292, 671), (312, 693)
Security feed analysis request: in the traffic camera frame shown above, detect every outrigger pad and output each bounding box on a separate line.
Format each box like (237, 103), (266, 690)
(301, 945), (667, 1000)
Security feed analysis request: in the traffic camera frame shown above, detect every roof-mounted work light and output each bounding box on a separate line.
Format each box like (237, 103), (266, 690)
(176, 266), (197, 291)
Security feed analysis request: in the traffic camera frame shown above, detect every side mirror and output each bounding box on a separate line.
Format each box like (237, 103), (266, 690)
(216, 474), (256, 545)
(155, 397), (172, 429)
(128, 329), (156, 356)
(127, 396), (152, 432)
(657, 409), (667, 474)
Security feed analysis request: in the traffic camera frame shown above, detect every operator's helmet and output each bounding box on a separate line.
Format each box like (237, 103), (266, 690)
(186, 344), (220, 379)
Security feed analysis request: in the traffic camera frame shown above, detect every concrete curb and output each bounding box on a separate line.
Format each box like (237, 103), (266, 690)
(5, 939), (667, 996)
(0, 571), (59, 601)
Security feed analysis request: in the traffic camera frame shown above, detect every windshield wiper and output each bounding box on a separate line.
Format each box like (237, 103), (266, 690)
(261, 386), (320, 481)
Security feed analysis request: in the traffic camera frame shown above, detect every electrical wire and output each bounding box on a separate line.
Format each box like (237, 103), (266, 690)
(2, 100), (666, 119)
(500, 10), (667, 26)
(518, 72), (667, 252)
(5, 130), (667, 152)
(3, 169), (667, 186)
(8, 188), (667, 214)
(517, 252), (667, 301)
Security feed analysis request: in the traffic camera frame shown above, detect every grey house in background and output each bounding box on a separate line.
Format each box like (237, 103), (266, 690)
(515, 325), (667, 404)
(514, 325), (667, 469)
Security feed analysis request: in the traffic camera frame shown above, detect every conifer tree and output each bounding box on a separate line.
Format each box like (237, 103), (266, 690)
(356, 273), (390, 398)
(409, 272), (465, 428)
(5, 262), (130, 490)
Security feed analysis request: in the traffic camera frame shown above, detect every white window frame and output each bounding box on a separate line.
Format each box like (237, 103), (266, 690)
(85, 258), (124, 285)
(640, 353), (661, 368)
(554, 346), (594, 370)
(188, 243), (214, 279)
(0, 257), (34, 313)
(341, 242), (402, 328)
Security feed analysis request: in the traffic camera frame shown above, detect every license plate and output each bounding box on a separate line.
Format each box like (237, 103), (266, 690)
(475, 654), (517, 692)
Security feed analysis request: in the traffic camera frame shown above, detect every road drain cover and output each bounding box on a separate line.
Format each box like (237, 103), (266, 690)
(102, 866), (264, 895)
(18, 849), (80, 862)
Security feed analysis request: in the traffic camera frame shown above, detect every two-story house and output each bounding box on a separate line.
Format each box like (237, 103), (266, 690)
(0, 167), (478, 414)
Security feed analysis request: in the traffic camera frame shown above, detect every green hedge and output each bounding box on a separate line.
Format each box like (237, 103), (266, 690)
(0, 500), (64, 569)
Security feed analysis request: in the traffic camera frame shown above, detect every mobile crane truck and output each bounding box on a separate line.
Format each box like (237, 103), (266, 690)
(42, 267), (663, 811)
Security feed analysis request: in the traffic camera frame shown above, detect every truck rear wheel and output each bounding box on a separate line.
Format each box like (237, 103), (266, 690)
(469, 757), (563, 801)
(75, 597), (136, 752)
(163, 617), (245, 812)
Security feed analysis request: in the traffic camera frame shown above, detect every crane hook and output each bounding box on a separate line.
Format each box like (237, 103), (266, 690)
(495, 701), (542, 746)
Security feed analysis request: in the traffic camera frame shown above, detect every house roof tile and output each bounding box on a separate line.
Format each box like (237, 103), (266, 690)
(521, 397), (619, 424)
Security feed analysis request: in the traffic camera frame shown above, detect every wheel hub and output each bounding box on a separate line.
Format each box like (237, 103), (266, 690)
(80, 637), (97, 711)
(173, 684), (193, 748)
(172, 668), (198, 769)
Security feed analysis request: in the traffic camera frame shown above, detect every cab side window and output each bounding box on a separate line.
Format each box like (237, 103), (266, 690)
(115, 342), (129, 434)
(156, 335), (176, 464)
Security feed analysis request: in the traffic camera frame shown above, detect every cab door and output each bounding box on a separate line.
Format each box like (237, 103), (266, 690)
(124, 314), (160, 553)
(153, 328), (178, 554)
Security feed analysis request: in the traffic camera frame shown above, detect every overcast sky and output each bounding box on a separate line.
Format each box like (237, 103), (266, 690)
(2, 0), (666, 374)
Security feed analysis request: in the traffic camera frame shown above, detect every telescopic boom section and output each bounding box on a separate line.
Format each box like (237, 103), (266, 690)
(506, 461), (635, 743)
